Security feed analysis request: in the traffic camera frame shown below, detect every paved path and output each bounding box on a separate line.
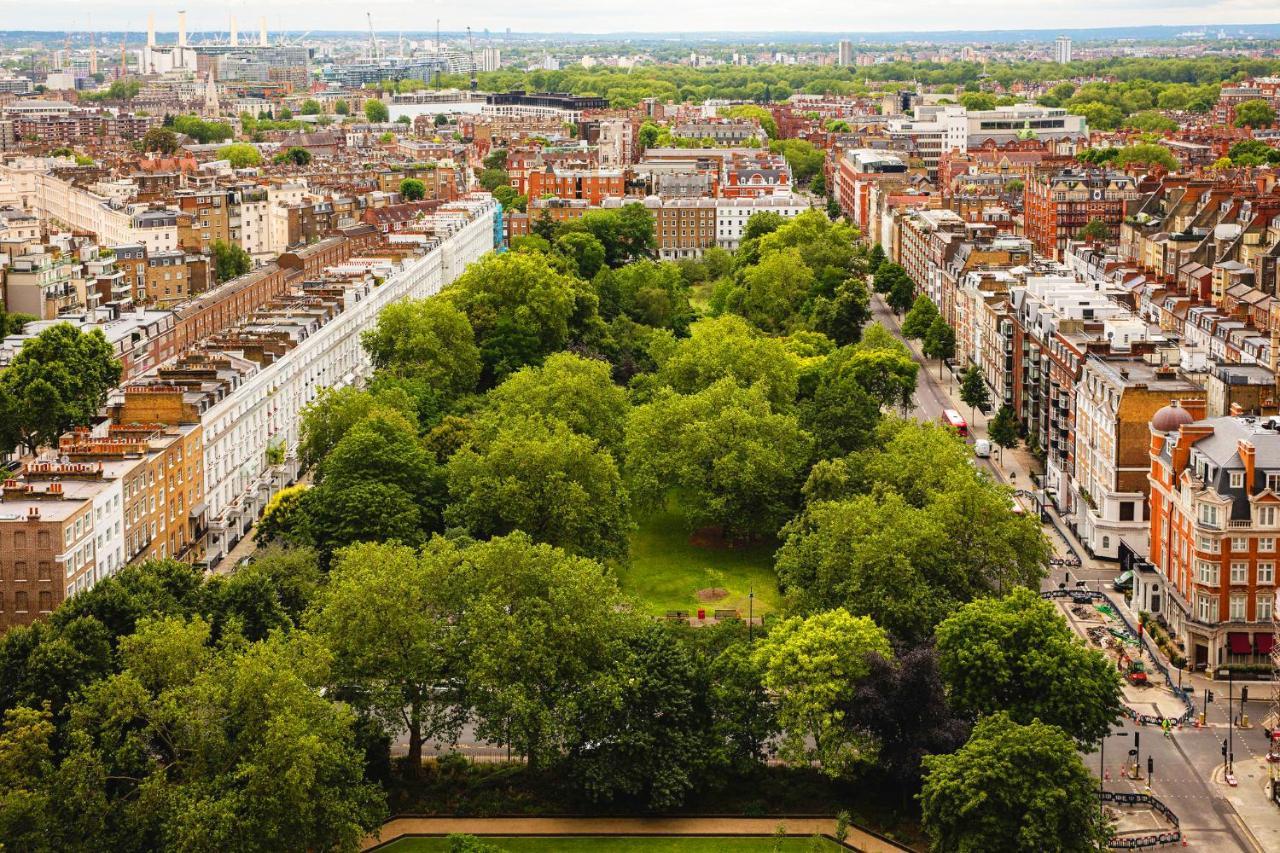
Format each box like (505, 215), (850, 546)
(364, 816), (914, 852)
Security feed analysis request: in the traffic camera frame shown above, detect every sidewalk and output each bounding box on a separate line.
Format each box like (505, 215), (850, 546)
(364, 817), (915, 853)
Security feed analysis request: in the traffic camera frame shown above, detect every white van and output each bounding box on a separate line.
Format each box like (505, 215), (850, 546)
(973, 439), (992, 458)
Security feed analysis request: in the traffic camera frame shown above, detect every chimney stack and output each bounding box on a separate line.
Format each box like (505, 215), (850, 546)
(259, 17), (268, 47)
(147, 13), (155, 48)
(178, 10), (187, 48)
(230, 15), (238, 46)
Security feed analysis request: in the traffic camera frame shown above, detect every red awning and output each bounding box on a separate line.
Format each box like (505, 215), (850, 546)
(1257, 634), (1275, 656)
(1228, 632), (1252, 655)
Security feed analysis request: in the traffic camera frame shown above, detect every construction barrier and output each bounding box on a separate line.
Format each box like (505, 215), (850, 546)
(1099, 791), (1182, 848)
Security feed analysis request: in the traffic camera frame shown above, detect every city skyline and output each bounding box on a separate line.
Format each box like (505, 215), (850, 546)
(8, 0), (1280, 37)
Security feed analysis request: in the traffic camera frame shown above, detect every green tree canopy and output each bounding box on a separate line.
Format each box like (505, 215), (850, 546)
(751, 609), (891, 777)
(399, 178), (426, 200)
(900, 294), (939, 339)
(211, 239), (252, 281)
(649, 315), (800, 412)
(0, 324), (121, 454)
(361, 298), (481, 399)
(934, 588), (1123, 745)
(445, 416), (630, 561)
(217, 142), (262, 168)
(920, 713), (1111, 852)
(364, 99), (390, 123)
(626, 379), (812, 538)
(1235, 98), (1276, 128)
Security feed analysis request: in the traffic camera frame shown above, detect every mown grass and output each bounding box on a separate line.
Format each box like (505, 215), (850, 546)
(618, 501), (782, 618)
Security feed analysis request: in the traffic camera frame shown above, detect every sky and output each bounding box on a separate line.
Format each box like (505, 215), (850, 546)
(2, 0), (1278, 35)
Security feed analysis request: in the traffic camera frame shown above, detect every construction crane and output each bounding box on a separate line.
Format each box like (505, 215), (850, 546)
(366, 13), (379, 60)
(467, 27), (477, 92)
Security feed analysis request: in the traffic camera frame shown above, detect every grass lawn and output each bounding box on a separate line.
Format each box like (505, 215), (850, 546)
(379, 837), (843, 852)
(618, 502), (782, 618)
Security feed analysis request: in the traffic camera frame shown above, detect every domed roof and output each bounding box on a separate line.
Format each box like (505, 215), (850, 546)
(1151, 402), (1195, 432)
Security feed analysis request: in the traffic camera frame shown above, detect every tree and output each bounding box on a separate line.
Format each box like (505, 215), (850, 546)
(651, 315), (800, 412)
(480, 351), (629, 455)
(299, 98), (322, 115)
(399, 178), (426, 201)
(988, 403), (1020, 463)
(900, 295), (939, 340)
(553, 231), (606, 279)
(799, 367), (882, 459)
(1124, 110), (1178, 133)
(1114, 142), (1178, 172)
(867, 243), (886, 275)
(445, 417), (630, 561)
(430, 533), (633, 770)
(826, 326), (918, 411)
(307, 542), (459, 776)
(959, 91), (996, 111)
(844, 646), (969, 800)
(626, 379), (812, 539)
(141, 126), (179, 154)
(886, 270), (915, 315)
(334, 99), (350, 115)
(809, 277), (871, 346)
(570, 622), (711, 809)
(1235, 98), (1276, 129)
(638, 122), (660, 149)
(1076, 217), (1110, 243)
(446, 251), (594, 384)
(920, 713), (1111, 853)
(277, 106), (294, 120)
(217, 142), (262, 168)
(922, 316), (956, 378)
(934, 588), (1123, 745)
(211, 239), (252, 282)
(959, 365), (990, 421)
(751, 609), (891, 777)
(297, 385), (418, 469)
(364, 99), (390, 123)
(319, 412), (443, 516)
(64, 629), (386, 851)
(0, 324), (121, 454)
(1227, 139), (1280, 166)
(872, 261), (909, 295)
(729, 248), (816, 333)
(599, 261), (694, 331)
(491, 185), (527, 212)
(768, 139), (824, 184)
(478, 168), (509, 192)
(273, 145), (312, 166)
(361, 298), (481, 399)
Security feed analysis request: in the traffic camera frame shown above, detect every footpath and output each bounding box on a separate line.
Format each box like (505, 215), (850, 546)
(363, 816), (915, 852)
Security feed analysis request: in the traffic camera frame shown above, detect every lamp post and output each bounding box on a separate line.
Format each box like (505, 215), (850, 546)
(1098, 728), (1121, 794)
(1224, 667), (1234, 774)
(748, 585), (754, 641)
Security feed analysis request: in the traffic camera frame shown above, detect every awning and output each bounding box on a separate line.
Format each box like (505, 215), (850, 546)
(1257, 634), (1275, 656)
(1228, 632), (1252, 655)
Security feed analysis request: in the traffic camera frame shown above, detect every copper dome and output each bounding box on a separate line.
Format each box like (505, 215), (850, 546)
(1151, 402), (1195, 432)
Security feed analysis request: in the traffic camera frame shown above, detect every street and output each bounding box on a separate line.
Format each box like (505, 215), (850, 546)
(871, 293), (1275, 851)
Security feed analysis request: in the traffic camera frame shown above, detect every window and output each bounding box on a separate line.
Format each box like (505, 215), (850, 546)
(1197, 594), (1216, 623)
(1232, 562), (1249, 583)
(1120, 502), (1135, 522)
(1260, 594), (1274, 621)
(1268, 473), (1280, 492)
(13, 562), (26, 581)
(1232, 536), (1248, 552)
(14, 591), (28, 612)
(1260, 562), (1275, 584)
(1200, 503), (1221, 527)
(1231, 471), (1245, 489)
(1197, 534), (1220, 553)
(1260, 506), (1277, 527)
(1230, 594), (1247, 621)
(1196, 561), (1220, 586)
(1262, 538), (1275, 552)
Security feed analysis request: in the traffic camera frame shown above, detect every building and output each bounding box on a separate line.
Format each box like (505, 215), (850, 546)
(1054, 35), (1073, 64)
(715, 195), (809, 251)
(482, 91), (608, 122)
(837, 40), (853, 67)
(1073, 355), (1205, 560)
(887, 103), (1088, 178)
(1147, 410), (1280, 670)
(1024, 169), (1139, 261)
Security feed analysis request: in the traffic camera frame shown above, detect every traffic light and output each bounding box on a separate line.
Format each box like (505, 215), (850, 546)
(1147, 756), (1154, 778)
(1242, 687), (1249, 703)
(1222, 741), (1228, 757)
(1207, 689), (1214, 704)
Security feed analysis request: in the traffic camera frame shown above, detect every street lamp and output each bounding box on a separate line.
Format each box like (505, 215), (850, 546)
(1223, 667), (1234, 774)
(1098, 727), (1122, 794)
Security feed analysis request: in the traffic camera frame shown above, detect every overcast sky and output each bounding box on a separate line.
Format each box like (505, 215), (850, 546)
(4, 0), (1277, 35)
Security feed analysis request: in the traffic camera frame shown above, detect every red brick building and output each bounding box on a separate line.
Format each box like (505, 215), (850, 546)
(1024, 169), (1139, 260)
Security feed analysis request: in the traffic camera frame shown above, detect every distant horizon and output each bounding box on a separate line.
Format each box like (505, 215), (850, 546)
(5, 0), (1280, 41)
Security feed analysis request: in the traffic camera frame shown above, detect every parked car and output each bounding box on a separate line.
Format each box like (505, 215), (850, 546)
(973, 439), (992, 458)
(1113, 570), (1133, 592)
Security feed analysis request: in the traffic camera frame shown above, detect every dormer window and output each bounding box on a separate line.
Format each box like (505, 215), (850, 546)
(1231, 471), (1245, 489)
(1268, 473), (1280, 492)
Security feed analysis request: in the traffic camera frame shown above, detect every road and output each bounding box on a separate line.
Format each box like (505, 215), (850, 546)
(871, 294), (1272, 851)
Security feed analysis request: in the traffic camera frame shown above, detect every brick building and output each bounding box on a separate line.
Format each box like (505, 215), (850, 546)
(1024, 169), (1139, 261)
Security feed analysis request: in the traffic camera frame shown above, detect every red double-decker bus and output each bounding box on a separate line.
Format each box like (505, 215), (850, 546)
(940, 409), (969, 437)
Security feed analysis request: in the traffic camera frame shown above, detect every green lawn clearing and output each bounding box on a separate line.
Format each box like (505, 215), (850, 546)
(619, 502), (782, 618)
(379, 836), (843, 852)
